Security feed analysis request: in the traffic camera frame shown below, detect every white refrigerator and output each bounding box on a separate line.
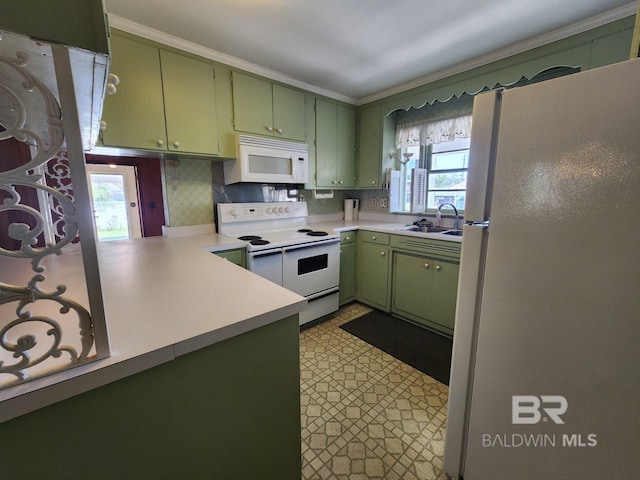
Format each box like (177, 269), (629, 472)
(444, 57), (640, 479)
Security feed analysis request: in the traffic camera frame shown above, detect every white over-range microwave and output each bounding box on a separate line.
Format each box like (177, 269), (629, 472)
(223, 134), (308, 184)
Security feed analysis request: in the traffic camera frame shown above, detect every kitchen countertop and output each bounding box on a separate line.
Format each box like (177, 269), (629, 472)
(308, 218), (464, 243)
(0, 233), (306, 422)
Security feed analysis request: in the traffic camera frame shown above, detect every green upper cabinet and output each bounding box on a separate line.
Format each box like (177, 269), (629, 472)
(101, 33), (219, 156)
(232, 71), (306, 141)
(273, 84), (307, 141)
(160, 50), (219, 155)
(315, 98), (356, 188)
(356, 104), (381, 188)
(101, 34), (166, 151)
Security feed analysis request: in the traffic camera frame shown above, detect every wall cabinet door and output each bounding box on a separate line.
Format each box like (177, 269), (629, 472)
(160, 50), (219, 155)
(339, 238), (356, 305)
(101, 34), (166, 151)
(232, 71), (274, 137)
(101, 34), (219, 155)
(272, 84), (306, 141)
(232, 72), (306, 141)
(359, 242), (391, 311)
(315, 98), (356, 188)
(357, 104), (381, 188)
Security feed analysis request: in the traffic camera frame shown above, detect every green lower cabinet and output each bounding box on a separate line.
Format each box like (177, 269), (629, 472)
(391, 252), (459, 336)
(339, 232), (356, 305)
(214, 248), (246, 267)
(0, 315), (302, 480)
(358, 241), (391, 311)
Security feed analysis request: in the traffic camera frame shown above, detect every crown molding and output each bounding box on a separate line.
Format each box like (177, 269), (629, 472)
(107, 2), (637, 107)
(107, 15), (357, 104)
(356, 2), (638, 105)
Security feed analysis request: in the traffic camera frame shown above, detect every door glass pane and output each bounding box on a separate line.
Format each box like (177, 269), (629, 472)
(89, 173), (130, 241)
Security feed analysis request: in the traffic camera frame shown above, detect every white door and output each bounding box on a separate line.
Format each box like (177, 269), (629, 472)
(86, 164), (142, 241)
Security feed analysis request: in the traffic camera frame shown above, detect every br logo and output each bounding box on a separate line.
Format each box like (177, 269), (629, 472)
(512, 395), (568, 425)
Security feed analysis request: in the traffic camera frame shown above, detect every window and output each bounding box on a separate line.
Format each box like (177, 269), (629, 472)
(394, 115), (471, 213)
(427, 137), (470, 210)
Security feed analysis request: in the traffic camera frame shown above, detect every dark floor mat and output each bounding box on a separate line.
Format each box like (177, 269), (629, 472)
(340, 310), (453, 385)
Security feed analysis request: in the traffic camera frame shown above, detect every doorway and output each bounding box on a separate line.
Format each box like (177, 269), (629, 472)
(86, 164), (142, 241)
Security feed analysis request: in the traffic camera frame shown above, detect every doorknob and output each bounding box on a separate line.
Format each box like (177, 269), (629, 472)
(129, 202), (137, 207)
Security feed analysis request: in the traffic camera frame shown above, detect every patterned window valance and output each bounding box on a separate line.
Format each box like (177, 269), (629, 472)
(395, 114), (472, 148)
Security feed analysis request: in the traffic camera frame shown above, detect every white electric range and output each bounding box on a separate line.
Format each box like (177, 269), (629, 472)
(217, 201), (340, 326)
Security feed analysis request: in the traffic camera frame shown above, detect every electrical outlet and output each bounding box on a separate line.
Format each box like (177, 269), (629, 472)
(369, 197), (377, 208)
(379, 197), (388, 209)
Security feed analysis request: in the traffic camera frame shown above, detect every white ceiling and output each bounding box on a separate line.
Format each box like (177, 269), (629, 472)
(105, 0), (637, 104)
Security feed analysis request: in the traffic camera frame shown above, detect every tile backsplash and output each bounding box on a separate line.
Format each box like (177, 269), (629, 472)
(163, 160), (398, 228)
(163, 158), (214, 227)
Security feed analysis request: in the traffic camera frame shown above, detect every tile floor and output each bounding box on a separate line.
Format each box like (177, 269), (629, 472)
(300, 302), (449, 480)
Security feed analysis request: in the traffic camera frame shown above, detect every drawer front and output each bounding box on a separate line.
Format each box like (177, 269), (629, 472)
(340, 231), (356, 244)
(360, 230), (390, 245)
(390, 234), (461, 261)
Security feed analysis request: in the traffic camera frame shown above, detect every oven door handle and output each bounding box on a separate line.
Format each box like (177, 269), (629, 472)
(250, 248), (284, 259)
(282, 238), (340, 253)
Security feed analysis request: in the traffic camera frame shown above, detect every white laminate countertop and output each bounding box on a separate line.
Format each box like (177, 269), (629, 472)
(307, 218), (464, 243)
(0, 233), (306, 421)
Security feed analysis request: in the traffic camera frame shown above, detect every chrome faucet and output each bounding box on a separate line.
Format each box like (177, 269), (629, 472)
(437, 202), (460, 230)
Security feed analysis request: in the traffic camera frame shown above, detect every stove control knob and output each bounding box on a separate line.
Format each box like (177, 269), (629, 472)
(278, 207), (284, 213)
(230, 208), (238, 217)
(284, 207), (290, 213)
(266, 207), (272, 214)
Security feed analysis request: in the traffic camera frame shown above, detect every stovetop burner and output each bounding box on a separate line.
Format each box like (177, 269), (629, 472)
(237, 235), (271, 246)
(297, 228), (313, 233)
(306, 231), (329, 236)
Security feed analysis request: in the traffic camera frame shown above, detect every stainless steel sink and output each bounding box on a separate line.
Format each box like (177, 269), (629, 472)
(442, 229), (463, 236)
(398, 225), (451, 233)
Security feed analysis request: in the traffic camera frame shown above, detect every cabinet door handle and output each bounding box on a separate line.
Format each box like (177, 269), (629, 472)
(345, 236), (350, 241)
(435, 265), (441, 271)
(276, 128), (283, 134)
(267, 126), (273, 132)
(425, 263), (430, 269)
(372, 236), (377, 240)
(173, 141), (180, 149)
(339, 180), (344, 184)
(157, 139), (164, 147)
(380, 251), (385, 256)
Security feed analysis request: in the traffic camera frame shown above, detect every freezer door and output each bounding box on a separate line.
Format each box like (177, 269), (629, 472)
(461, 58), (640, 479)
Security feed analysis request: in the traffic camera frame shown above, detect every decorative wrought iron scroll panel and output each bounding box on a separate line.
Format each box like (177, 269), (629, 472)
(0, 29), (109, 389)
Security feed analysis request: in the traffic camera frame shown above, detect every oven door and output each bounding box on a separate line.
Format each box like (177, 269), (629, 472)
(247, 248), (283, 285)
(282, 238), (340, 297)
